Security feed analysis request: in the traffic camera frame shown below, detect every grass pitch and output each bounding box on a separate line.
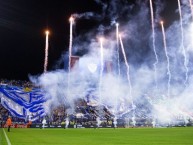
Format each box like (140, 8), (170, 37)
(1, 127), (193, 145)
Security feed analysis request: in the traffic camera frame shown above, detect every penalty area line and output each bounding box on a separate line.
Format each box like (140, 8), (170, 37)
(3, 128), (12, 145)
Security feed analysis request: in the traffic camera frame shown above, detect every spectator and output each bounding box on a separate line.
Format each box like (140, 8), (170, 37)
(6, 116), (12, 132)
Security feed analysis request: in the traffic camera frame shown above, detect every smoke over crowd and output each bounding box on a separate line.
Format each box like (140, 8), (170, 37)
(30, 0), (193, 126)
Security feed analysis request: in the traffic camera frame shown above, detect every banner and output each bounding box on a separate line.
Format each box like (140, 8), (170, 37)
(0, 85), (47, 121)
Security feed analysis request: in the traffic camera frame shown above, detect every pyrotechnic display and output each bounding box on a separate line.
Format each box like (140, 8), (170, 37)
(1, 0), (193, 129)
(35, 0), (193, 127)
(44, 30), (49, 73)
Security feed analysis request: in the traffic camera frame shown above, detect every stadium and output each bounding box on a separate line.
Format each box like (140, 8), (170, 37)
(1, 0), (193, 145)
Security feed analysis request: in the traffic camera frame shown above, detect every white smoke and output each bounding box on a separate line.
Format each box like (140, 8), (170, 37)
(30, 0), (193, 126)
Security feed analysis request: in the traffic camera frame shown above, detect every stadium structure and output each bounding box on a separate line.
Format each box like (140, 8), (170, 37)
(1, 0), (193, 129)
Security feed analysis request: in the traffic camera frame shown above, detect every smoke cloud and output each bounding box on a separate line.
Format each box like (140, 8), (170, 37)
(30, 0), (193, 126)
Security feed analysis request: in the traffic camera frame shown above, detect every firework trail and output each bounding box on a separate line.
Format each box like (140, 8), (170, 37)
(149, 0), (158, 90)
(67, 16), (74, 113)
(119, 34), (135, 126)
(119, 35), (132, 100)
(114, 23), (120, 115)
(68, 16), (74, 72)
(161, 21), (171, 97)
(116, 23), (121, 77)
(99, 37), (104, 105)
(178, 0), (189, 86)
(44, 30), (49, 73)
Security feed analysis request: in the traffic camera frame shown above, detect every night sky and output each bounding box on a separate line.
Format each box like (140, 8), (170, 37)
(0, 0), (178, 81)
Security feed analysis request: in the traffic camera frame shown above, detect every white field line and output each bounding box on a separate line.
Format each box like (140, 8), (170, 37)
(3, 128), (11, 145)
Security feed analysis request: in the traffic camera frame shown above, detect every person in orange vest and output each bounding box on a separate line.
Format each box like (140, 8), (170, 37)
(6, 116), (12, 132)
(27, 120), (32, 128)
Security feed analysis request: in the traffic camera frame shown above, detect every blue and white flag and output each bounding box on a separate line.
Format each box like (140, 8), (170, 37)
(0, 85), (47, 121)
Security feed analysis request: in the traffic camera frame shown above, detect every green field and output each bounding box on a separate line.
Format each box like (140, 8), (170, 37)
(0, 127), (193, 145)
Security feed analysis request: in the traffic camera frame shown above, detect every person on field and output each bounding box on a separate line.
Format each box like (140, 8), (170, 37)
(6, 116), (12, 132)
(27, 120), (32, 128)
(41, 118), (46, 129)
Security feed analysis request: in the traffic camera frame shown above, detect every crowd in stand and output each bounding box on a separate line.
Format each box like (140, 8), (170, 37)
(32, 101), (113, 126)
(0, 104), (9, 124)
(0, 99), (114, 127)
(0, 78), (33, 88)
(2, 79), (192, 128)
(0, 104), (26, 125)
(0, 78), (114, 127)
